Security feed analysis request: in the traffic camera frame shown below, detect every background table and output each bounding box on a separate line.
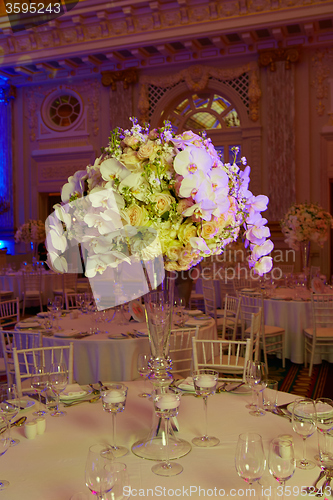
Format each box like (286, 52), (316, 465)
(41, 314), (216, 384)
(0, 271), (62, 304)
(2, 380), (320, 500)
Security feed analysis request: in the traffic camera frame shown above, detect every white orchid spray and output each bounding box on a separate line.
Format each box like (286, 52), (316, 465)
(46, 118), (274, 278)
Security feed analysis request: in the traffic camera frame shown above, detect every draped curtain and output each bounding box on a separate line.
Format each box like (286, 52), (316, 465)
(0, 85), (13, 231)
(266, 62), (296, 220)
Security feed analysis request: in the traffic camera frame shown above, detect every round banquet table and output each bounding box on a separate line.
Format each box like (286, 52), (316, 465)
(0, 270), (62, 304)
(2, 380), (321, 500)
(40, 313), (216, 385)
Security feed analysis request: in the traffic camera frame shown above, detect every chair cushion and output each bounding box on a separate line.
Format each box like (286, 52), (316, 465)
(24, 291), (42, 297)
(245, 325), (284, 336)
(304, 327), (333, 338)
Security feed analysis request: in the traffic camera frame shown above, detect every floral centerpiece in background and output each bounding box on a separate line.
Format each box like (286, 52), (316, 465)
(15, 219), (46, 248)
(280, 202), (333, 270)
(46, 118), (273, 280)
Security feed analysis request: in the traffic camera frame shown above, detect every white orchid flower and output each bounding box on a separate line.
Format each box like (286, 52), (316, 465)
(174, 146), (213, 177)
(253, 256), (273, 275)
(53, 204), (72, 230)
(250, 239), (274, 261)
(85, 254), (111, 278)
(189, 236), (211, 254)
(247, 194), (269, 213)
(119, 173), (148, 201)
(83, 212), (120, 235)
(61, 170), (87, 203)
(183, 198), (217, 221)
(47, 252), (68, 273)
(100, 158), (130, 184)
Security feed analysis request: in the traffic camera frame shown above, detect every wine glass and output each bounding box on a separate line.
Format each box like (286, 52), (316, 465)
(192, 369), (219, 447)
(48, 362), (68, 417)
(137, 353), (151, 398)
(31, 366), (48, 416)
(174, 297), (186, 327)
(0, 385), (20, 446)
(0, 415), (10, 490)
(268, 436), (296, 499)
(292, 397), (317, 470)
(248, 361), (267, 417)
(244, 360), (256, 410)
(152, 392), (183, 476)
(104, 462), (131, 500)
(314, 398), (333, 464)
(101, 384), (128, 458)
(53, 296), (63, 331)
(235, 432), (266, 490)
(85, 444), (114, 500)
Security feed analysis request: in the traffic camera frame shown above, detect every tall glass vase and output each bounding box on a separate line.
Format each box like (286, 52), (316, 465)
(131, 267), (191, 460)
(300, 240), (311, 272)
(31, 241), (38, 267)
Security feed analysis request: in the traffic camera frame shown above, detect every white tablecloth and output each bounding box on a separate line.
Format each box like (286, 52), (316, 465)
(0, 271), (62, 304)
(2, 380), (320, 500)
(41, 313), (216, 384)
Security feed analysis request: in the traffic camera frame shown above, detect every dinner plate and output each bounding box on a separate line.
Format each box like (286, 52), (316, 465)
(287, 401), (333, 417)
(53, 329), (80, 338)
(108, 334), (126, 340)
(270, 296), (293, 301)
(60, 385), (91, 401)
(186, 309), (204, 316)
(37, 312), (49, 318)
(16, 321), (40, 329)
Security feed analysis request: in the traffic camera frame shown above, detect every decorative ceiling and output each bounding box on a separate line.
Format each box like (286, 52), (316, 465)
(0, 0), (332, 85)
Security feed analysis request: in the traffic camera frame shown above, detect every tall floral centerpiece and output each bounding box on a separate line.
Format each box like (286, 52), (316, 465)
(46, 118), (273, 460)
(280, 202), (333, 271)
(15, 219), (46, 261)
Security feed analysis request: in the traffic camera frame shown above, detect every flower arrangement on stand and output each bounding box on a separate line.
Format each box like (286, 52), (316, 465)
(15, 219), (46, 260)
(280, 202), (333, 271)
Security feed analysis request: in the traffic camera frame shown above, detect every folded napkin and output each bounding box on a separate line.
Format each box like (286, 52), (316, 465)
(61, 384), (87, 399)
(177, 377), (195, 391)
(54, 329), (80, 338)
(16, 321), (40, 328)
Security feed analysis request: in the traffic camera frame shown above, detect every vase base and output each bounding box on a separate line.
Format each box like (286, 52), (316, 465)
(131, 436), (191, 461)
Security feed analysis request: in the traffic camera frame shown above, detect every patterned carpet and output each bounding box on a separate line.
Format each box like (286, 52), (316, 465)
(268, 357), (333, 400)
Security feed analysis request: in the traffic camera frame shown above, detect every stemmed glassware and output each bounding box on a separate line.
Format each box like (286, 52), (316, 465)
(174, 297), (186, 327)
(192, 369), (219, 447)
(104, 462), (131, 500)
(101, 384), (128, 458)
(268, 436), (296, 499)
(31, 366), (48, 416)
(0, 415), (10, 490)
(245, 360), (256, 410)
(248, 362), (267, 417)
(292, 397), (317, 470)
(314, 397), (333, 465)
(137, 353), (151, 398)
(152, 392), (183, 476)
(85, 444), (114, 500)
(0, 385), (20, 446)
(235, 433), (266, 491)
(53, 296), (63, 331)
(48, 362), (68, 417)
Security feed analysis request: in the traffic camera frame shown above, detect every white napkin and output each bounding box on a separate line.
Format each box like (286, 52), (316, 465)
(61, 384), (86, 398)
(54, 329), (80, 337)
(177, 377), (195, 391)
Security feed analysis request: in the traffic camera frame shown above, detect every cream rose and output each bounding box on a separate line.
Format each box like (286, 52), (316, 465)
(120, 150), (143, 171)
(200, 221), (219, 240)
(151, 193), (175, 215)
(125, 205), (149, 227)
(178, 223), (197, 244)
(123, 135), (140, 149)
(137, 140), (156, 160)
(164, 239), (183, 261)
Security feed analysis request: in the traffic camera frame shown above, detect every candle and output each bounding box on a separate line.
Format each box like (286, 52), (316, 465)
(24, 421), (37, 440)
(35, 417), (46, 435)
(197, 375), (216, 388)
(103, 390), (126, 403)
(156, 394), (180, 410)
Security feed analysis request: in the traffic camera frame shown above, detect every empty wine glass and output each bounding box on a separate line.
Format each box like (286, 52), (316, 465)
(249, 362), (267, 417)
(244, 360), (256, 410)
(235, 432), (266, 490)
(314, 398), (333, 464)
(49, 362), (68, 417)
(192, 369), (219, 447)
(53, 296), (63, 331)
(0, 415), (10, 490)
(137, 353), (151, 398)
(292, 397), (317, 470)
(101, 384), (128, 458)
(268, 436), (296, 499)
(174, 296), (186, 326)
(85, 444), (114, 500)
(0, 385), (20, 446)
(104, 462), (131, 500)
(152, 392), (183, 476)
(31, 366), (48, 416)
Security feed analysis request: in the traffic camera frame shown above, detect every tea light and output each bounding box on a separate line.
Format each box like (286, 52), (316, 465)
(24, 421), (37, 440)
(197, 375), (216, 388)
(35, 417), (46, 435)
(156, 394), (180, 410)
(103, 390), (126, 403)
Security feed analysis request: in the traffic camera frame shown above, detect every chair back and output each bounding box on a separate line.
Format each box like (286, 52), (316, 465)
(192, 337), (251, 382)
(238, 293), (261, 336)
(12, 343), (74, 397)
(0, 329), (15, 385)
(13, 330), (43, 350)
(311, 293), (333, 330)
(219, 280), (236, 309)
(22, 270), (42, 292)
(202, 280), (217, 320)
(0, 298), (20, 327)
(221, 294), (240, 340)
(169, 326), (198, 378)
(65, 293), (79, 310)
(63, 274), (78, 292)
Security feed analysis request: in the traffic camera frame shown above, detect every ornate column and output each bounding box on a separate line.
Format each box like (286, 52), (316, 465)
(0, 83), (15, 252)
(101, 69), (137, 130)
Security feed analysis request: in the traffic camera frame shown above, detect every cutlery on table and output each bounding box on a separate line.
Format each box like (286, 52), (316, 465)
(224, 382), (245, 392)
(304, 469), (326, 494)
(89, 384), (100, 395)
(63, 396), (100, 407)
(98, 381), (108, 391)
(0, 416), (27, 434)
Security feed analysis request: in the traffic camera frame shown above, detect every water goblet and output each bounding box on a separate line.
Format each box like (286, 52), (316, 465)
(314, 398), (333, 464)
(101, 384), (128, 458)
(244, 360), (256, 410)
(104, 462), (131, 500)
(31, 366), (48, 416)
(53, 296), (63, 331)
(85, 444), (114, 500)
(249, 362), (267, 417)
(268, 436), (296, 500)
(152, 392), (183, 476)
(0, 385), (20, 446)
(292, 397), (317, 470)
(49, 362), (68, 417)
(0, 415), (10, 490)
(235, 432), (266, 492)
(137, 353), (151, 398)
(192, 369), (219, 447)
